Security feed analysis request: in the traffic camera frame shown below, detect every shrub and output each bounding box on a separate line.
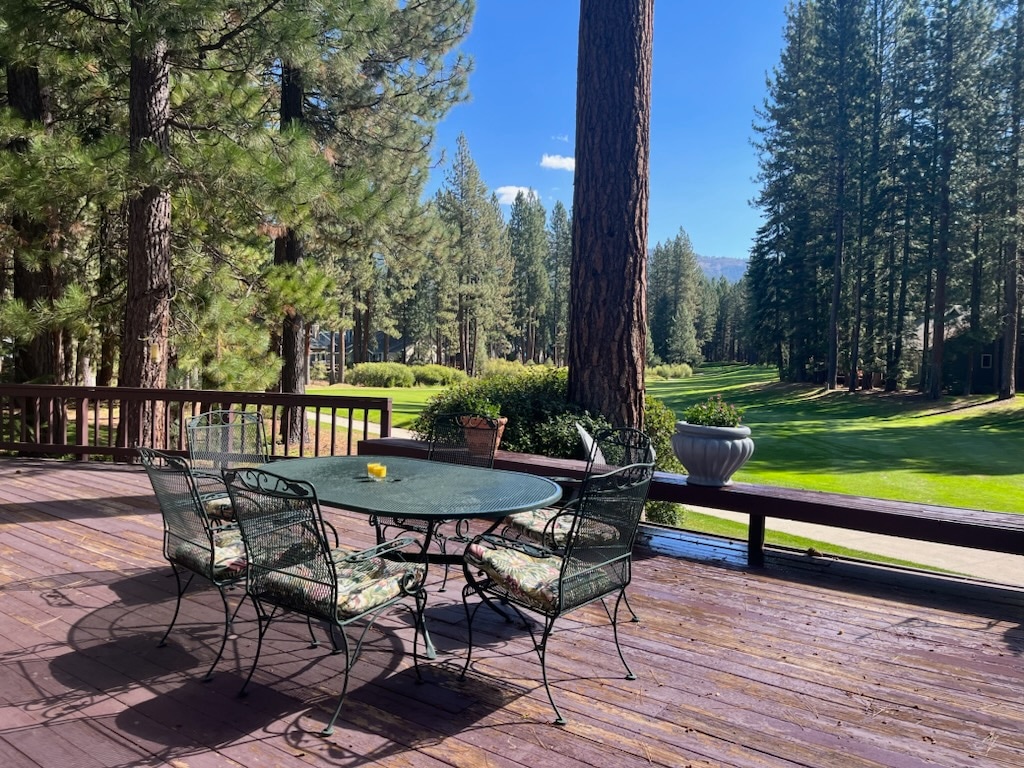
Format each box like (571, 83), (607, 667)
(309, 361), (328, 382)
(479, 358), (531, 379)
(413, 368), (585, 453)
(414, 367), (685, 526)
(650, 362), (693, 380)
(410, 364), (468, 387)
(643, 394), (685, 526)
(348, 362), (415, 388)
(682, 394), (744, 427)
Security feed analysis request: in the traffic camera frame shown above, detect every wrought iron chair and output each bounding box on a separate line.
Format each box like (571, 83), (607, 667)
(501, 427), (651, 550)
(138, 447), (247, 681)
(460, 430), (655, 725)
(223, 466), (427, 737)
(370, 412), (502, 590)
(186, 409), (271, 521)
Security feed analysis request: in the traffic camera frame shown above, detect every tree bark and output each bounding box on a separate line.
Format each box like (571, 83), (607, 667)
(276, 64), (306, 444)
(567, 0), (653, 430)
(120, 4), (171, 449)
(7, 63), (63, 387)
(1001, 1), (1023, 400)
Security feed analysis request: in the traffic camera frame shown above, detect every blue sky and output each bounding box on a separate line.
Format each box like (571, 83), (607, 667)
(428, 1), (790, 260)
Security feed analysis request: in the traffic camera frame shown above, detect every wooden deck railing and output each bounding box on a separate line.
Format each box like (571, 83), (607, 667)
(359, 436), (1024, 572)
(0, 384), (392, 461)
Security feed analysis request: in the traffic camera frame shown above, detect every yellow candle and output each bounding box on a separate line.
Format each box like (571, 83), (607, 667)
(376, 464), (387, 479)
(367, 462), (380, 478)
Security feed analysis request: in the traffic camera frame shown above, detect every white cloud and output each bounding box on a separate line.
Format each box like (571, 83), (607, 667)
(552, 134), (570, 143)
(541, 154), (575, 172)
(494, 186), (537, 205)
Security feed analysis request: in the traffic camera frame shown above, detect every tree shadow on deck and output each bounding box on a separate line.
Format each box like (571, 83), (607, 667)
(27, 567), (527, 767)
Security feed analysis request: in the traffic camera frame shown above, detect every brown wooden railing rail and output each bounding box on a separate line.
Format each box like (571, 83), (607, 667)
(359, 436), (1024, 571)
(0, 384), (392, 462)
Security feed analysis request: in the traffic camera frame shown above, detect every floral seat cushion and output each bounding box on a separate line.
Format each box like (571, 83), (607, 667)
(464, 539), (563, 611)
(170, 527), (247, 580)
(503, 508), (620, 548)
(260, 548), (424, 620)
(201, 494), (235, 521)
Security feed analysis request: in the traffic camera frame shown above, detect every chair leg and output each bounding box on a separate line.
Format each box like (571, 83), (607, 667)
(623, 590), (640, 622)
(611, 590), (636, 681)
(239, 596), (270, 697)
(202, 585), (235, 681)
(411, 588), (426, 684)
(321, 627), (352, 737)
(535, 616), (566, 726)
(158, 566), (194, 647)
(459, 582), (482, 680)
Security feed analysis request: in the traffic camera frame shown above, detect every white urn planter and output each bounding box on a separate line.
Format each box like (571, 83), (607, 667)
(671, 421), (754, 487)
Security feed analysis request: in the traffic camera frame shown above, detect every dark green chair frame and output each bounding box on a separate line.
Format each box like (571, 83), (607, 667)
(138, 446), (247, 681)
(460, 428), (655, 724)
(223, 466), (427, 737)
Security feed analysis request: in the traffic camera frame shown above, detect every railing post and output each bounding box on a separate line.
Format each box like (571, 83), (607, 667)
(77, 397), (89, 462)
(747, 514), (767, 568)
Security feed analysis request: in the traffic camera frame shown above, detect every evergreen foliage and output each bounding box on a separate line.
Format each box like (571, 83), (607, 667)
(751, 0), (1022, 397)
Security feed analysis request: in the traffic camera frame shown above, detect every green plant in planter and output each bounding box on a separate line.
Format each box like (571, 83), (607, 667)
(683, 394), (744, 427)
(674, 394), (753, 487)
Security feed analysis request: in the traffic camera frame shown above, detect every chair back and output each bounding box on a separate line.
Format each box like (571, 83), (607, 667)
(558, 429), (654, 610)
(587, 426), (653, 473)
(138, 447), (220, 577)
(223, 467), (338, 622)
(427, 412), (501, 468)
(186, 409), (269, 471)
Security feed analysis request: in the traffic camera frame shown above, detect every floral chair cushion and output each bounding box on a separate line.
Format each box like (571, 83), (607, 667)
(259, 548), (424, 620)
(170, 527), (247, 581)
(201, 494), (235, 521)
(464, 539), (564, 611)
(503, 508), (619, 549)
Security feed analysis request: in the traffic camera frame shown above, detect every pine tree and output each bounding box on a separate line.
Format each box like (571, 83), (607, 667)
(546, 201), (572, 367)
(436, 134), (512, 375)
(568, 0), (653, 428)
(508, 191), (551, 363)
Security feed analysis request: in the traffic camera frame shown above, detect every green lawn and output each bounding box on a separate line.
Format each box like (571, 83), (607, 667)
(306, 384), (442, 431)
(312, 367), (1023, 570)
(649, 365), (1024, 514)
(315, 367), (1024, 514)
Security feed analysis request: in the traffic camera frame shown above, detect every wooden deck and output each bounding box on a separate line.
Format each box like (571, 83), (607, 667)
(0, 458), (1022, 768)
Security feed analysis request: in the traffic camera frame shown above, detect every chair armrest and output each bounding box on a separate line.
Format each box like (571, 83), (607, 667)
(469, 532), (558, 560)
(337, 536), (421, 563)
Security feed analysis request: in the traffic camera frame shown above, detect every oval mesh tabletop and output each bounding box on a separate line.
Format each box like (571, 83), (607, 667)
(270, 456), (562, 521)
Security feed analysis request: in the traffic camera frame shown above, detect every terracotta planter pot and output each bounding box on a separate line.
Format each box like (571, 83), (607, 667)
(671, 421), (754, 487)
(459, 415), (508, 456)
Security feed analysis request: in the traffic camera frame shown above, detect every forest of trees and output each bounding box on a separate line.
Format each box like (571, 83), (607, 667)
(9, 1), (1019, 407)
(749, 0), (1024, 398)
(0, 1), (473, 418)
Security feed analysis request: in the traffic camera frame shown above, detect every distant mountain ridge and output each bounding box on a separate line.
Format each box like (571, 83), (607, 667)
(697, 255), (747, 283)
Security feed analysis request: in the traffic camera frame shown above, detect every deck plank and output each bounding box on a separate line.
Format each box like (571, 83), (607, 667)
(0, 457), (1022, 767)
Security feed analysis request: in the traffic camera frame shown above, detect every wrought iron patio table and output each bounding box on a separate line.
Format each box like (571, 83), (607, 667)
(271, 455), (561, 537)
(269, 455), (562, 657)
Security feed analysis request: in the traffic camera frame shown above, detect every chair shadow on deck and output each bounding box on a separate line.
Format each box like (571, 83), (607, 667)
(31, 567), (528, 767)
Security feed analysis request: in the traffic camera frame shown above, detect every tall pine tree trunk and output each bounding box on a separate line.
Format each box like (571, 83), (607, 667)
(929, 7), (957, 401)
(121, 5), (171, 449)
(7, 63), (63, 387)
(276, 64), (306, 446)
(567, 0), (653, 429)
(1001, 1), (1023, 400)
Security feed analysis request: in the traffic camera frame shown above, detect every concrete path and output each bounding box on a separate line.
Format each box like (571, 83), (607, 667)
(689, 505), (1024, 588)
